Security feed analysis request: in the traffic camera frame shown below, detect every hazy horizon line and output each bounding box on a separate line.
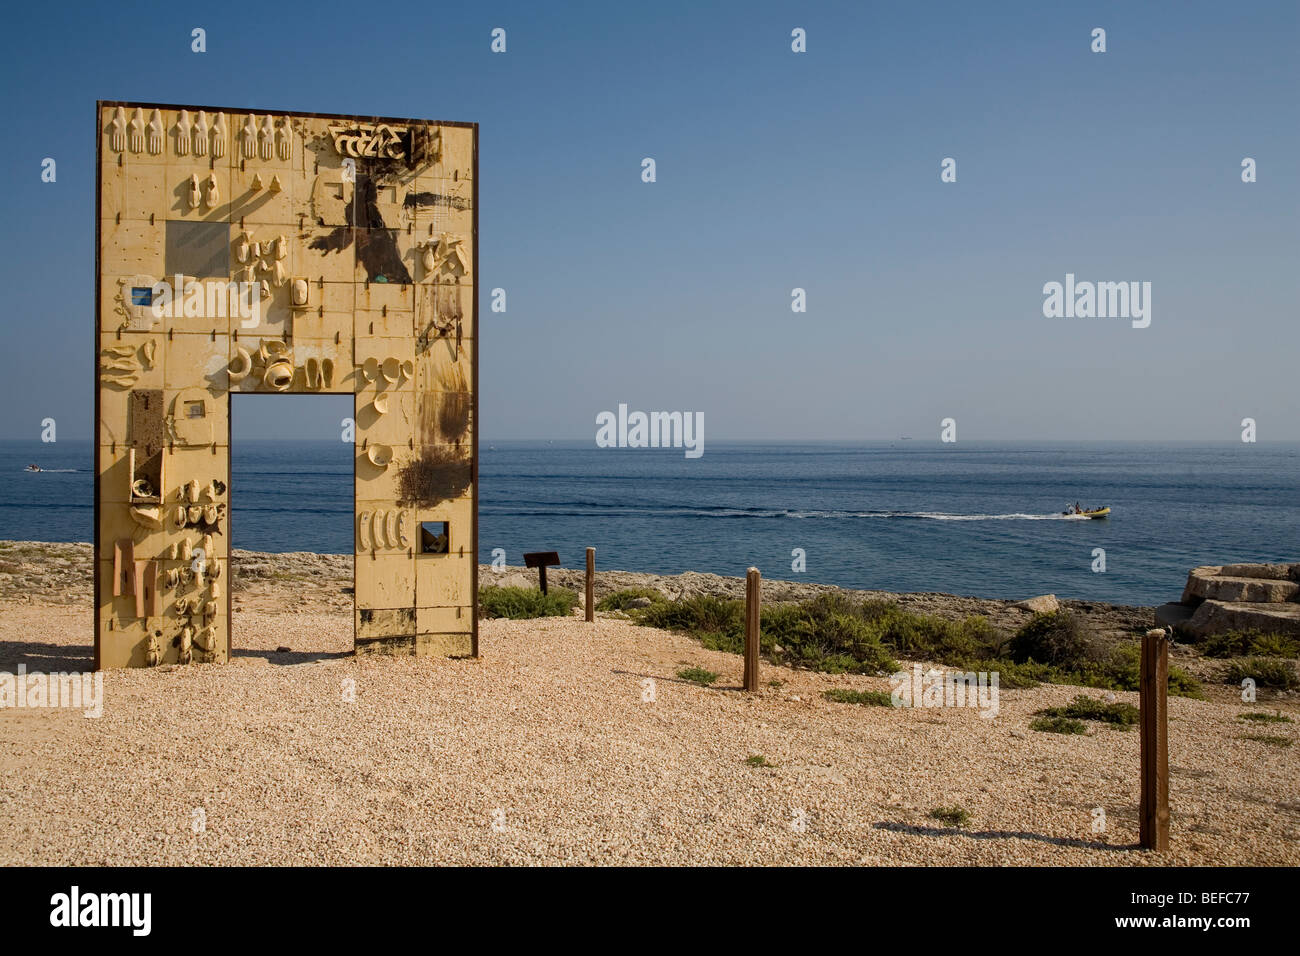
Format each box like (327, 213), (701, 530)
(7, 437), (1299, 446)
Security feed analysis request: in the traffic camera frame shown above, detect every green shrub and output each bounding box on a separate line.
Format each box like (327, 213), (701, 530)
(759, 603), (806, 648)
(954, 615), (1013, 660)
(1009, 612), (1104, 669)
(1237, 711), (1293, 724)
(808, 613), (899, 674)
(954, 648), (1202, 698)
(1166, 667), (1203, 699)
(1201, 630), (1300, 659)
(1239, 734), (1293, 747)
(823, 688), (895, 707)
(760, 595), (843, 654)
(1224, 658), (1300, 690)
(641, 595), (743, 640)
(1036, 643), (1203, 700)
(1100, 638), (1199, 696)
(928, 806), (971, 828)
(1035, 694), (1139, 727)
(962, 658), (1051, 689)
(676, 666), (720, 686)
(760, 596), (899, 674)
(697, 630), (745, 655)
(478, 586), (577, 619)
(845, 600), (992, 663)
(596, 587), (667, 611)
(1030, 715), (1088, 735)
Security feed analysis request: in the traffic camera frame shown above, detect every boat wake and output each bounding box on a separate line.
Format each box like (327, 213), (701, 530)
(786, 510), (1090, 521)
(485, 503), (1096, 521)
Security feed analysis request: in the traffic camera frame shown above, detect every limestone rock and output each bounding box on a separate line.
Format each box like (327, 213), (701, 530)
(1219, 563), (1300, 581)
(1186, 600), (1300, 639)
(1012, 594), (1059, 614)
(491, 572), (534, 590)
(1182, 567), (1299, 604)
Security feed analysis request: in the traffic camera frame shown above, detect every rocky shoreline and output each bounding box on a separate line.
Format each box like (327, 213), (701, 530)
(1157, 563), (1300, 639)
(1, 539), (1151, 637)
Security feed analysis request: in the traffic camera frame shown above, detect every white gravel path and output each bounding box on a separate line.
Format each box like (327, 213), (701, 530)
(1, 599), (1297, 865)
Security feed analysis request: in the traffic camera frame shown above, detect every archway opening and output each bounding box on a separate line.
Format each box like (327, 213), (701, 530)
(229, 394), (354, 661)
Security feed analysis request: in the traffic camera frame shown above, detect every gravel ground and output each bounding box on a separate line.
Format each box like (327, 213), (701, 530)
(1, 589), (1298, 865)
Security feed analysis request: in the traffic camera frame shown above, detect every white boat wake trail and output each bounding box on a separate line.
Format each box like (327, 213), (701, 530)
(785, 510), (1090, 521)
(490, 505), (1096, 521)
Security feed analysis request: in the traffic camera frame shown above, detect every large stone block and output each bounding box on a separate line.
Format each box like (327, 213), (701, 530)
(1185, 600), (1300, 638)
(1182, 569), (1299, 604)
(1218, 563), (1300, 581)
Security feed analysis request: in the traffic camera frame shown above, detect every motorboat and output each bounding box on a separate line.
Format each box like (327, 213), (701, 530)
(1063, 505), (1110, 519)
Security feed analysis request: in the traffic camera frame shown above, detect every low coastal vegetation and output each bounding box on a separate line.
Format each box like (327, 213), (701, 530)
(1034, 695), (1140, 728)
(1239, 733), (1293, 748)
(1222, 657), (1300, 690)
(928, 806), (971, 828)
(1198, 629), (1300, 659)
(477, 582), (1299, 702)
(1174, 627), (1300, 690)
(478, 585), (577, 619)
(1030, 715), (1088, 735)
(676, 666), (720, 686)
(823, 688), (894, 707)
(632, 595), (1203, 697)
(1236, 711), (1293, 724)
(596, 588), (669, 611)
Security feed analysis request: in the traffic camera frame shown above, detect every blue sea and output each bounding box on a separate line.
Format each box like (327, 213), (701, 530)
(2, 439), (1297, 607)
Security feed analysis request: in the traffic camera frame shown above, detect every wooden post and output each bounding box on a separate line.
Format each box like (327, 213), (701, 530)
(585, 547), (595, 623)
(743, 567), (761, 692)
(1140, 627), (1170, 851)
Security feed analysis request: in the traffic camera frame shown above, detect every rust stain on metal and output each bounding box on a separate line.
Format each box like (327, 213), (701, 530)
(397, 446), (472, 506)
(308, 176), (412, 283)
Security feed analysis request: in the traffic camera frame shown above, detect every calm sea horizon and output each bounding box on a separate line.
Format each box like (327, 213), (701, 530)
(2, 438), (1297, 607)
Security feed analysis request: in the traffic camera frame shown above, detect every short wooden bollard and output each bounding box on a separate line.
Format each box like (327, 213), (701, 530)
(1140, 627), (1170, 851)
(743, 567), (761, 692)
(585, 548), (595, 623)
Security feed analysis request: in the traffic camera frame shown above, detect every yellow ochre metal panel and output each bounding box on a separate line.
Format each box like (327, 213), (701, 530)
(95, 102), (477, 667)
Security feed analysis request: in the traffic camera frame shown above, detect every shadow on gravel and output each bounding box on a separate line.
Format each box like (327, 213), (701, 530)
(874, 821), (1135, 852)
(0, 639), (93, 672)
(0, 641), (349, 670)
(233, 648), (352, 665)
(611, 667), (744, 691)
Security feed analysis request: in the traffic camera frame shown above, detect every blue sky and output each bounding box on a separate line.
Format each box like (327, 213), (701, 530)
(1, 0), (1296, 441)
